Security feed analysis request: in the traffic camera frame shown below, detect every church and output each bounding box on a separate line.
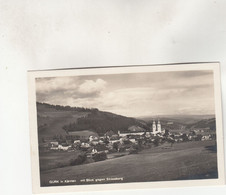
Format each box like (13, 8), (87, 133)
(152, 119), (162, 135)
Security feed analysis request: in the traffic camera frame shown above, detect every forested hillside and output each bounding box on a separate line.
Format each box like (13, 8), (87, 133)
(37, 102), (149, 141)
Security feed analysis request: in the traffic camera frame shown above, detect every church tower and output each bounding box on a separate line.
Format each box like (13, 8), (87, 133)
(157, 119), (161, 133)
(152, 120), (156, 134)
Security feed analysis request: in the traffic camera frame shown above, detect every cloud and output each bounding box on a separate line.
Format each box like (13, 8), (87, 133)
(36, 77), (107, 105)
(174, 70), (213, 78)
(35, 70), (215, 117)
(78, 79), (107, 96)
(36, 77), (77, 93)
(94, 87), (156, 116)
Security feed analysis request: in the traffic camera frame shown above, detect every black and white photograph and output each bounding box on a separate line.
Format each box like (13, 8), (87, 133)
(28, 63), (224, 193)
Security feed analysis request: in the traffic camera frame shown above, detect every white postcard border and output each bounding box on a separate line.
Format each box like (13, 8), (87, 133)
(27, 62), (225, 194)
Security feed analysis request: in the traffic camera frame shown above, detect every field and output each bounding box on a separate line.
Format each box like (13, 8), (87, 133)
(40, 140), (218, 186)
(39, 151), (81, 171)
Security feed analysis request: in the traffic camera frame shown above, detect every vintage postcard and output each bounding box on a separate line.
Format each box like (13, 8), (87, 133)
(28, 63), (225, 194)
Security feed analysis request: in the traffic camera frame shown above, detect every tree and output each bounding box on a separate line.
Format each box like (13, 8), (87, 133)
(129, 144), (139, 154)
(69, 153), (87, 166)
(92, 152), (107, 162)
(195, 134), (202, 141)
(113, 142), (119, 152)
(167, 137), (175, 147)
(153, 137), (160, 147)
(181, 133), (189, 142)
(164, 129), (170, 136)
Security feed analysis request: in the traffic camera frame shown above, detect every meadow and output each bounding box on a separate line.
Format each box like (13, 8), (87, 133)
(39, 150), (82, 171)
(40, 140), (217, 186)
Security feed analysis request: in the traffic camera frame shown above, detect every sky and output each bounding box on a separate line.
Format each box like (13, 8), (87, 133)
(36, 70), (215, 117)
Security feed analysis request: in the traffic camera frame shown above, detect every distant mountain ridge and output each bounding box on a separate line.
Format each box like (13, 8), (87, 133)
(186, 118), (216, 131)
(140, 115), (215, 125)
(145, 116), (216, 132)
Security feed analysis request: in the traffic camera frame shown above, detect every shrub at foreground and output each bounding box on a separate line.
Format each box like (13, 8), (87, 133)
(92, 152), (107, 162)
(70, 153), (87, 166)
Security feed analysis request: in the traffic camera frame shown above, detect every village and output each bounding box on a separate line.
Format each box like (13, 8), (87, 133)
(39, 119), (216, 163)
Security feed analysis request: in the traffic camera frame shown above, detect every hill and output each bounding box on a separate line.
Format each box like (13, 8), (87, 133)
(142, 115), (215, 132)
(36, 102), (149, 142)
(186, 118), (216, 130)
(37, 102), (91, 142)
(140, 115), (215, 125)
(62, 109), (149, 136)
(36, 103), (216, 142)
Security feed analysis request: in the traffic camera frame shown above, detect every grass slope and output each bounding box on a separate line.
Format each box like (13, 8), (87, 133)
(40, 140), (217, 186)
(37, 103), (90, 141)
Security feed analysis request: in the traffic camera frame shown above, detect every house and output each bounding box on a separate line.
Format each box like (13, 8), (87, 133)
(128, 138), (137, 144)
(89, 135), (99, 142)
(202, 135), (211, 141)
(90, 140), (99, 146)
(109, 139), (120, 144)
(111, 134), (119, 140)
(188, 135), (193, 141)
(178, 138), (183, 142)
(91, 148), (98, 154)
(80, 142), (90, 148)
(104, 130), (115, 137)
(145, 131), (151, 138)
(74, 140), (81, 144)
(118, 130), (145, 138)
(58, 144), (71, 151)
(98, 139), (104, 144)
(49, 141), (59, 150)
(50, 141), (58, 147)
(119, 137), (127, 144)
(68, 130), (99, 141)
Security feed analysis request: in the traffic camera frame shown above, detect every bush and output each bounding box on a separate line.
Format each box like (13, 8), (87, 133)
(123, 139), (132, 145)
(153, 137), (160, 146)
(108, 148), (117, 153)
(69, 153), (87, 166)
(118, 147), (126, 152)
(113, 142), (119, 151)
(57, 162), (67, 168)
(128, 144), (140, 154)
(195, 134), (203, 141)
(92, 152), (107, 162)
(129, 149), (138, 154)
(84, 158), (95, 164)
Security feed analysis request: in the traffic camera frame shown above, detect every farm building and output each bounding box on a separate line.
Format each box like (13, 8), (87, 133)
(118, 130), (145, 137)
(68, 130), (99, 141)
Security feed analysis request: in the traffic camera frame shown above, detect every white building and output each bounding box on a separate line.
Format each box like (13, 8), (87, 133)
(152, 119), (162, 135)
(89, 135), (99, 142)
(152, 120), (156, 133)
(118, 131), (145, 137)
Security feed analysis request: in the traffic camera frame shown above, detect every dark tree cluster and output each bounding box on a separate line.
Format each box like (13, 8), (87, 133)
(69, 153), (87, 166)
(92, 152), (107, 162)
(37, 102), (99, 112)
(62, 111), (149, 136)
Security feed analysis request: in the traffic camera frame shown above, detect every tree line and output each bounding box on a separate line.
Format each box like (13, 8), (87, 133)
(37, 102), (99, 112)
